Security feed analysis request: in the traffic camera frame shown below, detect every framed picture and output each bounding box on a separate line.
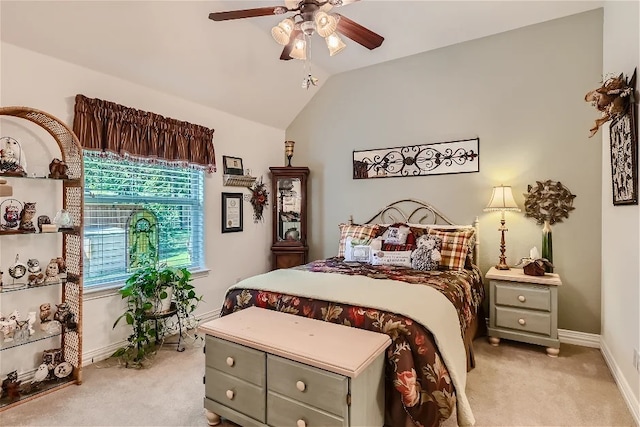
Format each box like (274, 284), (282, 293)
(222, 192), (243, 233)
(610, 102), (638, 205)
(222, 155), (244, 176)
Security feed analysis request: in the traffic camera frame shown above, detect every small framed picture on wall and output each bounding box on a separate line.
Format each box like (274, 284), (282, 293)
(222, 192), (243, 233)
(222, 156), (244, 176)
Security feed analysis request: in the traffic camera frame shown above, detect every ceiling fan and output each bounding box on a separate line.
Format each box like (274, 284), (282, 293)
(208, 0), (384, 61)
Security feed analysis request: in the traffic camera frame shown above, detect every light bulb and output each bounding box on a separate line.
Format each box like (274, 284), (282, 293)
(271, 18), (294, 45)
(315, 12), (337, 38)
(325, 32), (346, 56)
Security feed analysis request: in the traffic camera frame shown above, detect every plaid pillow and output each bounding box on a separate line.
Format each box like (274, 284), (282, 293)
(337, 223), (381, 257)
(427, 228), (475, 271)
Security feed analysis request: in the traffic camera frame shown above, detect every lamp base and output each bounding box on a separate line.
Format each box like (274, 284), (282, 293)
(495, 262), (510, 270)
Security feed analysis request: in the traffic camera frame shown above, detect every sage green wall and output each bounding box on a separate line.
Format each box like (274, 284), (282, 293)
(287, 10), (603, 334)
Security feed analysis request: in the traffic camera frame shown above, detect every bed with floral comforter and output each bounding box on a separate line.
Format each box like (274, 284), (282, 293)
(221, 257), (484, 427)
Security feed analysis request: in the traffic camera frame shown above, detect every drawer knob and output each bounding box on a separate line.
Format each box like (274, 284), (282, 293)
(296, 380), (306, 392)
(226, 357), (235, 367)
(225, 389), (235, 400)
(518, 318), (526, 326)
(297, 419), (306, 427)
(518, 295), (526, 302)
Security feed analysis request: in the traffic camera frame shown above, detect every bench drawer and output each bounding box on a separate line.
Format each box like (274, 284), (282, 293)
(205, 367), (266, 423)
(206, 336), (266, 386)
(495, 306), (551, 336)
(494, 281), (550, 311)
(267, 391), (345, 427)
(267, 354), (349, 417)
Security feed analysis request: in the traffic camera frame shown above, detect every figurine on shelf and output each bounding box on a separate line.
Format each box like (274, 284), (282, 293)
(54, 302), (77, 331)
(1, 370), (21, 400)
(18, 202), (37, 232)
(37, 215), (51, 233)
(0, 312), (17, 343)
(44, 259), (61, 285)
(27, 311), (36, 335)
(2, 201), (21, 229)
(39, 302), (52, 324)
(8, 254), (27, 285)
(14, 320), (29, 342)
(0, 136), (27, 177)
(31, 364), (49, 384)
(55, 256), (67, 276)
(27, 258), (45, 286)
(42, 348), (63, 380)
(53, 209), (73, 230)
(48, 158), (70, 180)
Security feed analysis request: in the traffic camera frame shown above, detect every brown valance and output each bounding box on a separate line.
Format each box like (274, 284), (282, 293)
(72, 94), (216, 172)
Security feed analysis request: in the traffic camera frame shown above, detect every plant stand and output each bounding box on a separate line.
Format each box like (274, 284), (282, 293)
(143, 302), (185, 352)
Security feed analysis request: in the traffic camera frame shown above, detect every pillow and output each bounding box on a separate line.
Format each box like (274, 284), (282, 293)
(411, 235), (442, 271)
(371, 250), (413, 267)
(344, 237), (373, 263)
(337, 223), (381, 257)
(427, 228), (475, 271)
(382, 225), (411, 245)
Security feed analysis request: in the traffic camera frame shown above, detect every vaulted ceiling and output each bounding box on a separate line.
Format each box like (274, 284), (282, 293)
(1, 1), (602, 129)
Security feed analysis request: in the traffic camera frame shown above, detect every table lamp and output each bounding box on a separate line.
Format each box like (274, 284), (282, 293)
(484, 185), (521, 270)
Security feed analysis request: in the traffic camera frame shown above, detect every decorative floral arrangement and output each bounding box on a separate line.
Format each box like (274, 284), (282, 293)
(248, 177), (269, 223)
(584, 71), (636, 137)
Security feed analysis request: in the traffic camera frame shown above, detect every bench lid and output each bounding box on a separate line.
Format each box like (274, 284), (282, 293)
(199, 307), (391, 378)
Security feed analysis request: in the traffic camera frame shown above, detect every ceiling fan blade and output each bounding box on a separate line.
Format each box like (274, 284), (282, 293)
(208, 6), (283, 22)
(335, 13), (384, 50)
(280, 29), (302, 61)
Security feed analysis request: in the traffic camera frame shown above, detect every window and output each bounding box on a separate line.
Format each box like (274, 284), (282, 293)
(83, 153), (204, 288)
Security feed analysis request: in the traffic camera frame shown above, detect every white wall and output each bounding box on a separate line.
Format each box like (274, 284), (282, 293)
(600, 0), (640, 421)
(288, 10), (604, 334)
(0, 42), (283, 365)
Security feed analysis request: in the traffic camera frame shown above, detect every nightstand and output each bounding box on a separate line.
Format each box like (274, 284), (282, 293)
(486, 267), (562, 357)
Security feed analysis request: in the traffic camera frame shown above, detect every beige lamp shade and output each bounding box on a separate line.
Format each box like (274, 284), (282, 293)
(290, 36), (307, 60)
(0, 178), (13, 197)
(271, 18), (294, 45)
(484, 185), (521, 212)
(315, 12), (337, 38)
(325, 33), (346, 56)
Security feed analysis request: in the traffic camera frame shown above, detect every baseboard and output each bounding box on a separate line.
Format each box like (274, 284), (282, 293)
(601, 338), (640, 426)
(81, 309), (221, 366)
(558, 329), (601, 348)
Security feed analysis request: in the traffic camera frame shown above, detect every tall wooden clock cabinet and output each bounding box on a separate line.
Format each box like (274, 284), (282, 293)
(269, 166), (309, 270)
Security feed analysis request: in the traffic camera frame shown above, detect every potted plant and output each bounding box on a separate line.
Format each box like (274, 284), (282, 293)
(112, 263), (202, 367)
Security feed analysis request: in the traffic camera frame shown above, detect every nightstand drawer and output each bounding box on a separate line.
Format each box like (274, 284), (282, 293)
(267, 391), (345, 427)
(494, 281), (550, 311)
(268, 354), (349, 417)
(206, 336), (266, 386)
(495, 306), (551, 336)
(205, 367), (266, 423)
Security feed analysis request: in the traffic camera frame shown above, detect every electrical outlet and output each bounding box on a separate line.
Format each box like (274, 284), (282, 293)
(634, 349), (640, 372)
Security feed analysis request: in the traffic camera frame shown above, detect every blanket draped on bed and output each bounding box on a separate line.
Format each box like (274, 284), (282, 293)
(227, 268), (475, 426)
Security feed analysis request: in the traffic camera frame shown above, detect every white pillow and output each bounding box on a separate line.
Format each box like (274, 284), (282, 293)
(344, 237), (372, 263)
(382, 225), (411, 245)
(371, 250), (412, 267)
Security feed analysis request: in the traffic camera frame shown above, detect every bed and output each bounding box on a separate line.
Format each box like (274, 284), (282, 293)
(221, 200), (485, 427)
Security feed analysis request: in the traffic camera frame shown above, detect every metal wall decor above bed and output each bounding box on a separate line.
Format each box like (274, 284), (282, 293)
(353, 137), (479, 179)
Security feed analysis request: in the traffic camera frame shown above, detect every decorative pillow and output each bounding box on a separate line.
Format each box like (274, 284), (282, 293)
(382, 225), (411, 245)
(371, 250), (412, 267)
(411, 235), (442, 271)
(427, 228), (475, 271)
(337, 223), (380, 257)
(344, 237), (373, 263)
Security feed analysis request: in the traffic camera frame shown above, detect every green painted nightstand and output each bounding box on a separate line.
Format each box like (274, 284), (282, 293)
(486, 267), (562, 357)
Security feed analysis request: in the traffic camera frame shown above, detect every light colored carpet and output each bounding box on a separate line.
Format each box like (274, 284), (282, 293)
(0, 338), (635, 426)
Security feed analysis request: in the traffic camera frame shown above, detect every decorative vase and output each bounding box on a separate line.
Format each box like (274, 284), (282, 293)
(542, 220), (553, 273)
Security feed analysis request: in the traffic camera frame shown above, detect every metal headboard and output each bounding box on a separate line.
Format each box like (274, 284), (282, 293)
(349, 199), (480, 265)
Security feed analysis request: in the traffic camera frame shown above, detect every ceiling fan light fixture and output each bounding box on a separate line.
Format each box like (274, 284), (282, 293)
(290, 36), (307, 60)
(315, 12), (337, 37)
(300, 20), (316, 36)
(325, 32), (346, 56)
(271, 18), (295, 45)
